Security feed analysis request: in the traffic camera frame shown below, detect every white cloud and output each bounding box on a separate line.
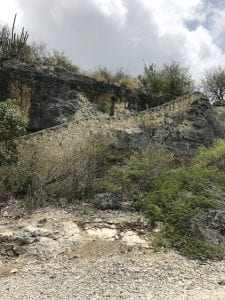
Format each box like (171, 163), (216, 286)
(0, 1), (21, 25)
(94, 0), (127, 26)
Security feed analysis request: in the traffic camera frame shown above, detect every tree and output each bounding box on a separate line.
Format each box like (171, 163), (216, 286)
(138, 63), (165, 94)
(0, 101), (27, 165)
(202, 66), (225, 102)
(161, 61), (194, 97)
(139, 61), (194, 97)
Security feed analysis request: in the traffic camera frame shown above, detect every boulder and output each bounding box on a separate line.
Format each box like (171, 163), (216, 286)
(190, 210), (225, 246)
(93, 193), (121, 210)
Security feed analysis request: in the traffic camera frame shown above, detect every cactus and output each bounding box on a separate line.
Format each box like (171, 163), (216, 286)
(0, 14), (29, 60)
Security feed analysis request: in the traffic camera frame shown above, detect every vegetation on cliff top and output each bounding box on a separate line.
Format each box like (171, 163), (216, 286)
(0, 15), (194, 95)
(2, 14), (225, 102)
(138, 62), (194, 97)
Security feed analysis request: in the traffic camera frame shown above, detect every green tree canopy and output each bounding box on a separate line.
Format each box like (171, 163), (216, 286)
(139, 61), (194, 97)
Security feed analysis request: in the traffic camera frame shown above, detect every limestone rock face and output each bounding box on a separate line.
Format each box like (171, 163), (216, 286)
(0, 59), (168, 131)
(1, 60), (225, 156)
(29, 90), (99, 131)
(114, 93), (225, 155)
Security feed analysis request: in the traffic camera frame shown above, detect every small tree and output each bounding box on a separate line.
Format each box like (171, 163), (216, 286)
(162, 61), (194, 97)
(202, 66), (225, 102)
(139, 61), (194, 97)
(0, 101), (27, 165)
(138, 63), (165, 94)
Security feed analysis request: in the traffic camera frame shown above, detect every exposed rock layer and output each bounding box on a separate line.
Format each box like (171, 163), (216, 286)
(1, 59), (225, 155)
(19, 92), (225, 155)
(0, 59), (173, 131)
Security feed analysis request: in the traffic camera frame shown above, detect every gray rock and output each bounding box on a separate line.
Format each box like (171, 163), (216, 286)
(114, 94), (225, 155)
(0, 196), (7, 208)
(93, 193), (121, 210)
(190, 210), (225, 246)
(0, 59), (175, 131)
(29, 90), (98, 130)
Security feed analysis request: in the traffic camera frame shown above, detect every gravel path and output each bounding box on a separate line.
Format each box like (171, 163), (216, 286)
(1, 245), (225, 299)
(0, 206), (225, 299)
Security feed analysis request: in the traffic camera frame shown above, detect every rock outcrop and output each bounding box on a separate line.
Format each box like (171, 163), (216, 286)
(190, 210), (225, 247)
(115, 92), (225, 155)
(0, 59), (174, 131)
(18, 92), (225, 156)
(1, 59), (225, 155)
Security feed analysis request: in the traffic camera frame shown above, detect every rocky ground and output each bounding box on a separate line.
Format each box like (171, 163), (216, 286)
(0, 201), (225, 300)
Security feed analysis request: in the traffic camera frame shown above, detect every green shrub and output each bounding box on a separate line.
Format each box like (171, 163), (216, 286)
(138, 63), (165, 94)
(95, 139), (225, 259)
(44, 50), (80, 73)
(22, 44), (80, 74)
(139, 61), (194, 97)
(97, 147), (173, 201)
(138, 164), (225, 259)
(0, 101), (27, 165)
(196, 139), (225, 169)
(0, 17), (80, 73)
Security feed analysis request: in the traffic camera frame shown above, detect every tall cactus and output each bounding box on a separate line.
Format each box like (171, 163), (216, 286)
(0, 14), (29, 60)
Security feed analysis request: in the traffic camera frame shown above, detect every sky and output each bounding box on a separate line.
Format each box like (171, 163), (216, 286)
(1, 0), (225, 80)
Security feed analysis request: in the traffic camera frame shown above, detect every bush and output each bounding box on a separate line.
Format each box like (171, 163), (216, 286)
(44, 50), (80, 73)
(21, 44), (80, 74)
(97, 147), (173, 201)
(90, 67), (139, 89)
(138, 151), (225, 259)
(0, 16), (80, 73)
(1, 136), (110, 210)
(91, 66), (113, 83)
(95, 139), (225, 259)
(113, 69), (139, 89)
(197, 139), (225, 169)
(138, 63), (165, 94)
(139, 61), (194, 97)
(0, 101), (27, 165)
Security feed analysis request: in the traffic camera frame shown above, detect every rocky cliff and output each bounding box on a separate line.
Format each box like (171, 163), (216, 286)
(0, 59), (172, 131)
(18, 92), (225, 155)
(1, 59), (225, 155)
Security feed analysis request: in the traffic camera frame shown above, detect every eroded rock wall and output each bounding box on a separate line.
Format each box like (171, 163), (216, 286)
(19, 92), (225, 155)
(0, 59), (171, 131)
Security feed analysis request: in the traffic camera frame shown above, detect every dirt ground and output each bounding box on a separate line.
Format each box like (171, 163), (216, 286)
(0, 202), (225, 300)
